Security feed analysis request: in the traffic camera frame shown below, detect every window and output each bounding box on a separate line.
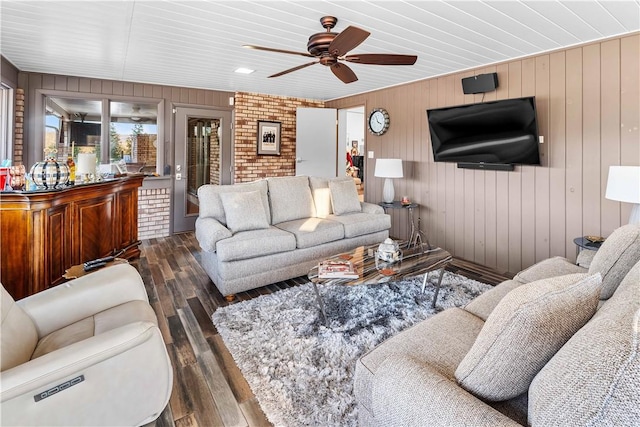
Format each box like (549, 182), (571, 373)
(0, 84), (14, 162)
(43, 95), (163, 175)
(109, 101), (158, 173)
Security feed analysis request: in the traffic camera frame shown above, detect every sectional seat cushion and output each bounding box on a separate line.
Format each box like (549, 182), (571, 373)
(455, 273), (603, 401)
(215, 227), (296, 262)
(198, 180), (271, 225)
(329, 179), (361, 215)
(356, 308), (485, 415)
(529, 260), (640, 426)
(267, 176), (316, 224)
(327, 212), (391, 238)
(588, 223), (640, 299)
(219, 190), (270, 233)
(275, 217), (344, 249)
(514, 256), (587, 284)
(31, 300), (158, 359)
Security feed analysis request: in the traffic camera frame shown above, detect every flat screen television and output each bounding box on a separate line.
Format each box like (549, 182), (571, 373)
(427, 96), (540, 169)
(69, 122), (101, 146)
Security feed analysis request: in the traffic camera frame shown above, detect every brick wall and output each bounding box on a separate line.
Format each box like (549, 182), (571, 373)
(209, 122), (220, 185)
(138, 188), (171, 240)
(233, 92), (324, 183)
(13, 88), (24, 165)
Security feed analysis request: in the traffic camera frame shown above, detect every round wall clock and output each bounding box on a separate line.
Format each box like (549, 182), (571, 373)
(367, 108), (390, 136)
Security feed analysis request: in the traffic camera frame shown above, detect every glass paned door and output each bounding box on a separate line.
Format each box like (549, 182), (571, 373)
(174, 107), (232, 233)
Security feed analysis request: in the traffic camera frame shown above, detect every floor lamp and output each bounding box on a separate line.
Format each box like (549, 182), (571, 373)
(605, 165), (640, 225)
(374, 159), (403, 203)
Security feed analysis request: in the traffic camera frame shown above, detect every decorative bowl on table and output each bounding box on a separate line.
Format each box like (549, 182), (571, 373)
(376, 238), (402, 263)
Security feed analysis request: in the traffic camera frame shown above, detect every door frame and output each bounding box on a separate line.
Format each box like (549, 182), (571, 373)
(172, 105), (233, 233)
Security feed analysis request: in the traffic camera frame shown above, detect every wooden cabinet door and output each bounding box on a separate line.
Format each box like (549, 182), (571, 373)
(46, 204), (71, 287)
(0, 209), (32, 299)
(116, 187), (138, 252)
(73, 194), (116, 263)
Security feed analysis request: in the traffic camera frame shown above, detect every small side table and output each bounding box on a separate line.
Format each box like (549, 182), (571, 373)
(379, 201), (427, 248)
(573, 237), (603, 257)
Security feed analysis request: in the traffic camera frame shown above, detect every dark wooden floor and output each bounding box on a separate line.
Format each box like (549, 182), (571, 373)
(137, 233), (511, 427)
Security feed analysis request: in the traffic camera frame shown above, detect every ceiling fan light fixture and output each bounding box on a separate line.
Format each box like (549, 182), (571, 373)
(234, 67), (255, 74)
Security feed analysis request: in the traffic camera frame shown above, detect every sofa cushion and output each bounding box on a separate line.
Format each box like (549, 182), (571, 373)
(327, 212), (391, 238)
(275, 217), (344, 249)
(197, 180), (270, 225)
(329, 178), (362, 215)
(215, 227), (296, 262)
(588, 223), (640, 299)
(514, 256), (587, 284)
(309, 176), (333, 218)
(356, 308), (485, 414)
(455, 273), (602, 401)
(267, 176), (316, 224)
(31, 300), (158, 359)
(529, 260), (640, 426)
(219, 190), (270, 233)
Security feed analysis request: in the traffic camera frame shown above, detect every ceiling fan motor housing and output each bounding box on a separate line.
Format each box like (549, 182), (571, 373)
(307, 32), (337, 56)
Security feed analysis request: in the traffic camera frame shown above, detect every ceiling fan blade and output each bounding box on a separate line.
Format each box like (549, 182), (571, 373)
(331, 62), (358, 84)
(269, 61), (319, 78)
(344, 53), (418, 65)
(328, 26), (370, 56)
(243, 45), (315, 58)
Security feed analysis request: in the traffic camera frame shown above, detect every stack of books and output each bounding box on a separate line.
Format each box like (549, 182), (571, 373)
(318, 260), (359, 279)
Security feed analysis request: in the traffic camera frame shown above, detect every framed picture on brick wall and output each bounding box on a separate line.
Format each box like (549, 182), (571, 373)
(257, 120), (281, 156)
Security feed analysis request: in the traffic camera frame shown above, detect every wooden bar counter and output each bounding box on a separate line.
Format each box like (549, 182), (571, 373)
(1, 175), (144, 299)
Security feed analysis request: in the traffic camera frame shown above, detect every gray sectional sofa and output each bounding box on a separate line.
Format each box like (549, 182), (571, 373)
(195, 175), (391, 297)
(355, 223), (640, 426)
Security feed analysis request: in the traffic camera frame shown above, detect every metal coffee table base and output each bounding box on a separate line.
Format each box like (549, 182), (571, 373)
(312, 266), (447, 326)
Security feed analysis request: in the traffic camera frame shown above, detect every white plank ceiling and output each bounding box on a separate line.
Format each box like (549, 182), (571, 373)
(1, 0), (639, 101)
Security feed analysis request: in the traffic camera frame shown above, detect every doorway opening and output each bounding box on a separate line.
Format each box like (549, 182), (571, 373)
(186, 118), (220, 214)
(339, 106), (365, 201)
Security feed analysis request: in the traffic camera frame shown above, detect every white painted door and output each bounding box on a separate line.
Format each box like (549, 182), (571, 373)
(295, 107), (337, 177)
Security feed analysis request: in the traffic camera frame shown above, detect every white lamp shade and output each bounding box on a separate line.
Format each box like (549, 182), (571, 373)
(374, 158), (403, 178)
(76, 153), (97, 175)
(605, 166), (640, 204)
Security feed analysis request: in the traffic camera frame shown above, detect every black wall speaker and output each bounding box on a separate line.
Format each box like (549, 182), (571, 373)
(462, 73), (499, 94)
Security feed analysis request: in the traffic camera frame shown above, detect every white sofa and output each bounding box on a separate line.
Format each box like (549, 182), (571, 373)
(0, 264), (172, 426)
(195, 175), (391, 297)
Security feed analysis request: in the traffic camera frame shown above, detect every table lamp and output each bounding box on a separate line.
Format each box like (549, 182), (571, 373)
(605, 165), (640, 225)
(374, 158), (403, 203)
(76, 153), (97, 183)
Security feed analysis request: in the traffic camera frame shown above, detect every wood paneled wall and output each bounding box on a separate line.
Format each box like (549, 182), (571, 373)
(327, 34), (639, 275)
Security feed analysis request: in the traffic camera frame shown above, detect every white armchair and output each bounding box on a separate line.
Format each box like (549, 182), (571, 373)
(1, 264), (172, 426)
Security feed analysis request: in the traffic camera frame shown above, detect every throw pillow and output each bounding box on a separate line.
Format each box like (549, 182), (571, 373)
(267, 176), (316, 224)
(309, 176), (332, 218)
(588, 223), (640, 300)
(455, 273), (602, 401)
(329, 178), (361, 215)
(219, 190), (270, 233)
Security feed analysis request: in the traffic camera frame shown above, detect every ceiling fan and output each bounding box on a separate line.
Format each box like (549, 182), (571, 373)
(244, 16), (417, 84)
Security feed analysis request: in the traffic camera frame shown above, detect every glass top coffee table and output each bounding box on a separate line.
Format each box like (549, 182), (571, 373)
(308, 242), (452, 325)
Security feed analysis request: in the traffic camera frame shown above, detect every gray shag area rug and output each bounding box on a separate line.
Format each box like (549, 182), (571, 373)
(212, 272), (492, 427)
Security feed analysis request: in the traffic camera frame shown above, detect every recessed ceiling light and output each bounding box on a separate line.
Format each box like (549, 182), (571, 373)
(235, 68), (255, 74)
